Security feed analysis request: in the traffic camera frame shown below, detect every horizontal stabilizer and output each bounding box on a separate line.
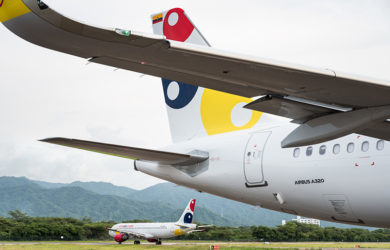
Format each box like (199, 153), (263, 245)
(40, 138), (208, 166)
(197, 225), (214, 228)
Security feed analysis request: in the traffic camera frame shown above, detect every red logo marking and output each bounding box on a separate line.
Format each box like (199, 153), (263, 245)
(0, 0), (4, 7)
(163, 8), (194, 42)
(210, 157), (220, 162)
(371, 162), (375, 166)
(355, 163), (359, 167)
(190, 199), (196, 212)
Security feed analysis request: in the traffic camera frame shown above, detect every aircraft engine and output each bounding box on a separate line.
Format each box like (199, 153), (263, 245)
(114, 233), (129, 243)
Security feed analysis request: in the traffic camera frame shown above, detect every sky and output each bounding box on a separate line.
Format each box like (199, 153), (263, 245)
(0, 0), (389, 190)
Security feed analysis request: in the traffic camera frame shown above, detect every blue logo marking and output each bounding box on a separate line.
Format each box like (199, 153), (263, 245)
(162, 79), (198, 109)
(184, 213), (193, 223)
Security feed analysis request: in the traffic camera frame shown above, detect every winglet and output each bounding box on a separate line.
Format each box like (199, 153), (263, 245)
(0, 0), (31, 23)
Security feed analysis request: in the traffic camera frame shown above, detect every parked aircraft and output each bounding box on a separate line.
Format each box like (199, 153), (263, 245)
(2, 1), (390, 228)
(108, 199), (203, 245)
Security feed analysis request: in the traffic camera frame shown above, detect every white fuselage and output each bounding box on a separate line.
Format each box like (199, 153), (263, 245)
(135, 122), (390, 228)
(109, 222), (196, 240)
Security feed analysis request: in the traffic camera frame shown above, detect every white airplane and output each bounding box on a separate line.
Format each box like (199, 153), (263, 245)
(2, 1), (390, 228)
(107, 199), (202, 245)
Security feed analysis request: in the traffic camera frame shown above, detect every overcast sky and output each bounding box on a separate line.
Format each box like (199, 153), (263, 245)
(0, 0), (389, 189)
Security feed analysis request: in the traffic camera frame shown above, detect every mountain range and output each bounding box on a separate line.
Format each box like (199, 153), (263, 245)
(0, 176), (355, 227)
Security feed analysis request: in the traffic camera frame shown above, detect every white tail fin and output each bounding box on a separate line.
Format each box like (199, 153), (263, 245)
(177, 199), (196, 224)
(152, 8), (264, 143)
(152, 8), (210, 46)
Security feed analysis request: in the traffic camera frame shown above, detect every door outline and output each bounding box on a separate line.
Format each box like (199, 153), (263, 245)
(243, 132), (271, 188)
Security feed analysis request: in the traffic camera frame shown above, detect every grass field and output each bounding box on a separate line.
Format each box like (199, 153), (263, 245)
(1, 241), (390, 250)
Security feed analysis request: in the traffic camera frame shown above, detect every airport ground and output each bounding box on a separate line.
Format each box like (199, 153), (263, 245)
(1, 241), (390, 250)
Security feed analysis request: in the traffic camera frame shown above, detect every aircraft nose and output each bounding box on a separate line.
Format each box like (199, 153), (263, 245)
(108, 225), (117, 237)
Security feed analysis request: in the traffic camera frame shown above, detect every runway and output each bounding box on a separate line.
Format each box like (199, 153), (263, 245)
(1, 241), (390, 249)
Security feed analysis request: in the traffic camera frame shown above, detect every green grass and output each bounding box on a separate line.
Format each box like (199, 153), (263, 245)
(1, 242), (390, 250)
(1, 244), (210, 250)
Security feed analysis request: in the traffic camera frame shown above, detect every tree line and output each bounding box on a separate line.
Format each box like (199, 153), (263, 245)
(1, 210), (390, 242)
(179, 223), (390, 242)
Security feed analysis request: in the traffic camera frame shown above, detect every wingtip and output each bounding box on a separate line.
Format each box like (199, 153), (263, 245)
(38, 137), (64, 143)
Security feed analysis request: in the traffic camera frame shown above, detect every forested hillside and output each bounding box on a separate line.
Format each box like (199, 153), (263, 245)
(0, 176), (368, 228)
(0, 177), (232, 226)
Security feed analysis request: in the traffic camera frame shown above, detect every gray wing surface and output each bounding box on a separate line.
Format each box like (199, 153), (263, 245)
(3, 0), (390, 143)
(40, 138), (207, 166)
(107, 228), (150, 239)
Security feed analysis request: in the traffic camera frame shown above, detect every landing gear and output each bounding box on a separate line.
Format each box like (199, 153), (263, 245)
(156, 240), (162, 245)
(134, 240), (141, 245)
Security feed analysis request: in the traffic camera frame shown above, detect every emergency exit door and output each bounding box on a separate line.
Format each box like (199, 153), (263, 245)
(244, 132), (271, 187)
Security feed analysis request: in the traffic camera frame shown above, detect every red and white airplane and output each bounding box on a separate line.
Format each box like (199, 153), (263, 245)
(2, 1), (390, 228)
(108, 199), (204, 245)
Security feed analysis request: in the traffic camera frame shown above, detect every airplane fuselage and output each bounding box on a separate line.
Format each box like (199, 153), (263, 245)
(135, 122), (390, 228)
(109, 222), (196, 240)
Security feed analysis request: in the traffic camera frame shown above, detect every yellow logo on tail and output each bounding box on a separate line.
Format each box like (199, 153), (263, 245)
(201, 89), (262, 135)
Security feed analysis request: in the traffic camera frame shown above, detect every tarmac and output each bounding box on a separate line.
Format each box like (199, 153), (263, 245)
(0, 241), (388, 249)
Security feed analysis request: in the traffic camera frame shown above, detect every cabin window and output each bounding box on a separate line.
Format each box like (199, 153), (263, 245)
(361, 141), (369, 152)
(333, 144), (340, 154)
(377, 140), (385, 151)
(319, 145), (326, 155)
(347, 143), (355, 153)
(293, 148), (300, 158)
(306, 146), (313, 156)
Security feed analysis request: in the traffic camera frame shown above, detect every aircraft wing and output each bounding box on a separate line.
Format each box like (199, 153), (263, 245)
(40, 138), (208, 166)
(3, 0), (390, 146)
(107, 228), (150, 239)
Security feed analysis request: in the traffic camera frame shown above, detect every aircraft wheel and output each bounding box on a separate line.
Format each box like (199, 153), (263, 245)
(156, 240), (162, 245)
(134, 240), (140, 245)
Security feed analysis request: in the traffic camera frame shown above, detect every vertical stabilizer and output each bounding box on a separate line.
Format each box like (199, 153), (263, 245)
(151, 8), (263, 143)
(177, 199), (196, 224)
(152, 8), (210, 46)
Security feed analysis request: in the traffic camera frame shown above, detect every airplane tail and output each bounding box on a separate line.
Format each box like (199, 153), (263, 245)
(151, 9), (263, 143)
(177, 199), (196, 224)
